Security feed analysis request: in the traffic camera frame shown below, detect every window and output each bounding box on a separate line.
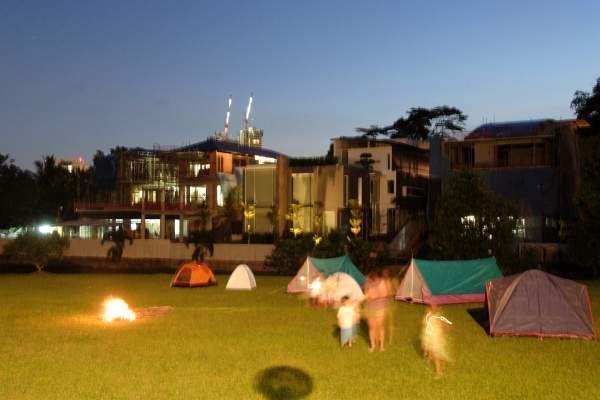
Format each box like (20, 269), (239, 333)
(387, 180), (394, 194)
(217, 185), (224, 206)
(191, 163), (210, 177)
(387, 153), (391, 170)
(358, 177), (362, 206)
(189, 186), (207, 203)
(217, 156), (224, 173)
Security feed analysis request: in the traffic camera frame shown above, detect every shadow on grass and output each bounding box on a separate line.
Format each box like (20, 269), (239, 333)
(467, 307), (489, 335)
(254, 366), (313, 400)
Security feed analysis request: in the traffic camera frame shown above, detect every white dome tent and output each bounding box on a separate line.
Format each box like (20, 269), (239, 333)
(320, 272), (364, 305)
(226, 264), (257, 290)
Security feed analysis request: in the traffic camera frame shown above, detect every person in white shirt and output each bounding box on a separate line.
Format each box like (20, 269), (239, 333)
(337, 296), (359, 347)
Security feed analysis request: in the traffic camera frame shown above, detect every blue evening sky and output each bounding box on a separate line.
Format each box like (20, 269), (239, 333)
(1, 0), (599, 168)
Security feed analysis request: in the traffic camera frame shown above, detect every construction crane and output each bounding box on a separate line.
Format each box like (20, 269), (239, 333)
(223, 95), (232, 139)
(244, 93), (253, 131)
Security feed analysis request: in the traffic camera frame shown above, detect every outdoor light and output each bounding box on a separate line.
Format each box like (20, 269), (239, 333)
(37, 225), (53, 234)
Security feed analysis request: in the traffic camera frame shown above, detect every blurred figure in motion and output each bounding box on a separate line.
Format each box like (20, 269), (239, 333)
(421, 305), (452, 377)
(337, 296), (360, 348)
(381, 268), (396, 345)
(364, 270), (391, 352)
(309, 275), (323, 306)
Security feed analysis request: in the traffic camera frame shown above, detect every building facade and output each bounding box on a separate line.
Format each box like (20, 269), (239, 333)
(332, 136), (430, 236)
(441, 119), (589, 245)
(76, 139), (285, 240)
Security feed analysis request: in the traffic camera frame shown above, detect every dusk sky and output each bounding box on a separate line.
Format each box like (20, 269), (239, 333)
(1, 0), (599, 169)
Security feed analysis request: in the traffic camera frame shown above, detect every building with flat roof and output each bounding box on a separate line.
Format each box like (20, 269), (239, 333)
(440, 118), (589, 249)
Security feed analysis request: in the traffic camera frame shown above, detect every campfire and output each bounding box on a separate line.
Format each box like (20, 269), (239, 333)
(102, 298), (136, 322)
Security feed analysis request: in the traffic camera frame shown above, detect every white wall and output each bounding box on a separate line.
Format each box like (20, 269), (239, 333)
(0, 238), (273, 262)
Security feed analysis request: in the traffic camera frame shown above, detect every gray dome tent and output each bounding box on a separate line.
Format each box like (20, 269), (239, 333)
(485, 270), (596, 339)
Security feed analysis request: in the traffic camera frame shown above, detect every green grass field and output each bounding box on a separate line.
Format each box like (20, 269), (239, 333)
(1, 274), (598, 400)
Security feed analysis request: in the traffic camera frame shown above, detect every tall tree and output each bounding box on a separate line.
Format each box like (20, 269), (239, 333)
(357, 106), (467, 140)
(427, 169), (518, 266)
(568, 77), (600, 277)
(0, 154), (38, 228)
(571, 77), (600, 132)
(35, 155), (77, 222)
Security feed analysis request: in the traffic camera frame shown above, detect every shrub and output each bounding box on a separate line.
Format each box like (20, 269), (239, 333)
(266, 230), (372, 274)
(265, 234), (314, 275)
(2, 231), (69, 271)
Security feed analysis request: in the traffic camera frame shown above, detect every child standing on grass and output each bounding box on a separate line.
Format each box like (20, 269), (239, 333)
(337, 296), (359, 348)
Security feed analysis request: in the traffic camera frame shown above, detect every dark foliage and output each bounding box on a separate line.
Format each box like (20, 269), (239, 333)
(356, 106), (467, 140)
(185, 230), (214, 261)
(0, 154), (38, 228)
(426, 169), (520, 269)
(2, 231), (70, 271)
(289, 155), (338, 167)
(567, 77), (600, 277)
(101, 228), (133, 263)
(571, 77), (600, 132)
(266, 230), (373, 274)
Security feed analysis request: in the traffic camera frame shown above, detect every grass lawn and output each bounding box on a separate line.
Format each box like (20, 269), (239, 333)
(1, 273), (599, 400)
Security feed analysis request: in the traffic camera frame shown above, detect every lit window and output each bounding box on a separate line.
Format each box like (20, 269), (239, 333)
(461, 215), (476, 225)
(217, 185), (224, 206)
(189, 186), (207, 203)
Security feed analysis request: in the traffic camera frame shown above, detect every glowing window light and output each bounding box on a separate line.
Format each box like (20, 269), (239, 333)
(217, 185), (224, 206)
(38, 225), (54, 234)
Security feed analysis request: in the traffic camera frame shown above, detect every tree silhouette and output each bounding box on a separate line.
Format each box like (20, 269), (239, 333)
(102, 228), (133, 263)
(357, 106), (467, 140)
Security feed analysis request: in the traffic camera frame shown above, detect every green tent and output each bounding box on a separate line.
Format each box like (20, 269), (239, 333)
(396, 257), (502, 304)
(287, 255), (365, 293)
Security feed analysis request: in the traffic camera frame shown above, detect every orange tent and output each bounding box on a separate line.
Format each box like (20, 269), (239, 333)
(171, 261), (217, 287)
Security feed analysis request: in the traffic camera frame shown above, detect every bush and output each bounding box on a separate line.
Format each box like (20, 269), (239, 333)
(2, 231), (69, 271)
(265, 234), (314, 275)
(266, 230), (373, 274)
(347, 237), (372, 271)
(311, 230), (346, 259)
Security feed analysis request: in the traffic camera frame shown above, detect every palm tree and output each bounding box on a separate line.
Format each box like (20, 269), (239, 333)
(102, 228), (133, 263)
(185, 230), (214, 262)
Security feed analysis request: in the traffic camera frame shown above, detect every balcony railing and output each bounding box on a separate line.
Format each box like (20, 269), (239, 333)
(75, 201), (212, 213)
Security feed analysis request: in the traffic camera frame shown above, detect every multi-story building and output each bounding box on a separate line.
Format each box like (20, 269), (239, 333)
(76, 138), (286, 240)
(440, 118), (589, 251)
(331, 136), (430, 236)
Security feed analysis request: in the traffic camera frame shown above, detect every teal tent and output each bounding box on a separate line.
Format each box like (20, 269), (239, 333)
(287, 255), (365, 293)
(396, 257), (502, 304)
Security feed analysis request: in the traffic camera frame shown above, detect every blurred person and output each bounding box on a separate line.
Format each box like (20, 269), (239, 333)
(309, 275), (323, 306)
(364, 270), (389, 352)
(337, 296), (359, 348)
(420, 305), (452, 377)
(381, 268), (396, 345)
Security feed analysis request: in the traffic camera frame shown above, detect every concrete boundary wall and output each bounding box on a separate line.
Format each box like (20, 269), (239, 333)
(0, 238), (274, 263)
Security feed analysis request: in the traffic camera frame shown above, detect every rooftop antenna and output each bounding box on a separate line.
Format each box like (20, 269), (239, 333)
(244, 93), (253, 131)
(223, 95), (232, 139)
